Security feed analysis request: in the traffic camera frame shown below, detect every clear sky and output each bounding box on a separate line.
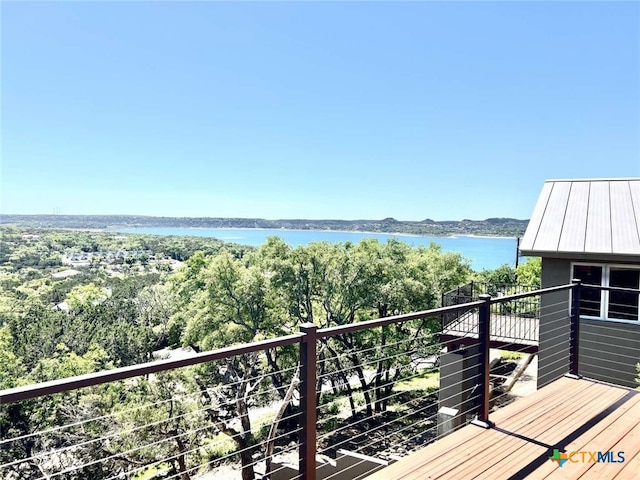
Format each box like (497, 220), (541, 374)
(2, 1), (639, 221)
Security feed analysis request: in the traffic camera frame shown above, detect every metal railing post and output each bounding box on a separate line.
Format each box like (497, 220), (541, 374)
(472, 294), (494, 428)
(299, 323), (317, 480)
(568, 279), (582, 379)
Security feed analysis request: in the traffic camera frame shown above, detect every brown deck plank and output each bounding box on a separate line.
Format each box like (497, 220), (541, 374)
(544, 393), (640, 480)
(613, 448), (640, 480)
(369, 378), (593, 480)
(364, 380), (576, 480)
(488, 378), (594, 435)
(436, 386), (600, 478)
(442, 382), (618, 480)
(576, 410), (640, 479)
(366, 379), (640, 480)
(471, 384), (630, 480)
(525, 391), (640, 480)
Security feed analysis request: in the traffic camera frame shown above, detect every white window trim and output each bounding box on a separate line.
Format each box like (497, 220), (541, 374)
(570, 262), (640, 324)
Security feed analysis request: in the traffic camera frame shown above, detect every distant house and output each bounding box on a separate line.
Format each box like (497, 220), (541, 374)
(52, 301), (70, 312)
(50, 269), (81, 279)
(520, 178), (640, 388)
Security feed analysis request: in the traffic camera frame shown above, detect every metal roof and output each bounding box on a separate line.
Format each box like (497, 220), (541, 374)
(520, 179), (640, 257)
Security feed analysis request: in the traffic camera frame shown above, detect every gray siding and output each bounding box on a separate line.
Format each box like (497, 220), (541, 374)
(537, 258), (571, 388)
(538, 257), (640, 389)
(439, 345), (481, 423)
(580, 320), (640, 388)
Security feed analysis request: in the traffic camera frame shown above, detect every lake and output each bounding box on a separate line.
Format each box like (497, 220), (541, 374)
(115, 227), (522, 271)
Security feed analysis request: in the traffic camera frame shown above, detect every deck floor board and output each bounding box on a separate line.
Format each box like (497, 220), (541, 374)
(365, 378), (640, 480)
(525, 390), (640, 480)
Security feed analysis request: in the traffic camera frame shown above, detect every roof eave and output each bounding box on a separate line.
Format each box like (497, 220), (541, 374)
(520, 249), (640, 263)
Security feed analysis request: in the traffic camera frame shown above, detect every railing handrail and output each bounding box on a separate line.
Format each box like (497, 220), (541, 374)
(0, 333), (305, 405)
(580, 283), (640, 294)
(487, 283), (574, 303)
(317, 301), (484, 338)
(441, 280), (540, 299)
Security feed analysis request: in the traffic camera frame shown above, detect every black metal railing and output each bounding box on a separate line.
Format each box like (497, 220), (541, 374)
(441, 281), (541, 344)
(440, 282), (475, 327)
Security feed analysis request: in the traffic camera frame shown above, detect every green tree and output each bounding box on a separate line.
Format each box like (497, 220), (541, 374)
(516, 257), (542, 287)
(475, 264), (517, 295)
(0, 344), (117, 480)
(66, 283), (108, 311)
(180, 252), (283, 480)
(134, 283), (176, 349)
(258, 238), (471, 417)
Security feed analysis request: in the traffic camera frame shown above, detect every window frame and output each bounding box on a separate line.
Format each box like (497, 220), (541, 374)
(570, 262), (640, 324)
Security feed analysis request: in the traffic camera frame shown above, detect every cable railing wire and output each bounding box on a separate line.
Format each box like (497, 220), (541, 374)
(316, 325), (441, 361)
(319, 400), (484, 480)
(0, 370), (296, 455)
(316, 380), (481, 448)
(314, 350), (478, 424)
(315, 336), (466, 388)
(316, 353), (480, 420)
(319, 388), (481, 457)
(83, 421), (303, 480)
(316, 347), (432, 383)
(353, 399), (479, 457)
(1, 373), (302, 479)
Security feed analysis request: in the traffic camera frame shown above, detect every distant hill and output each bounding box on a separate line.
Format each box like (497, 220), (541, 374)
(0, 215), (528, 237)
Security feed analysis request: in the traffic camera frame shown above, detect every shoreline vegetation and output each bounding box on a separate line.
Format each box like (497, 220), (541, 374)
(0, 214), (528, 238)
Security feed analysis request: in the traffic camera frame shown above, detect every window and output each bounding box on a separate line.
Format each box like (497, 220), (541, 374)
(571, 264), (640, 322)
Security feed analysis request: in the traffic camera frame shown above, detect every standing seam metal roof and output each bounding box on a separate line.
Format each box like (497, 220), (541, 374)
(519, 179), (640, 256)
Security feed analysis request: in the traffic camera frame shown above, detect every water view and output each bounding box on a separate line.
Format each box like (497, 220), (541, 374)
(114, 227), (521, 271)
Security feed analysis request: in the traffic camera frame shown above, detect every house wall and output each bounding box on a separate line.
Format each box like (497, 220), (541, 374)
(538, 258), (572, 388)
(438, 344), (482, 429)
(538, 257), (640, 389)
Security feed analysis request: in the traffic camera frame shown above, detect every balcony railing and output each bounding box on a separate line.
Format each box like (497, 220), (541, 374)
(441, 281), (541, 348)
(1, 281), (637, 480)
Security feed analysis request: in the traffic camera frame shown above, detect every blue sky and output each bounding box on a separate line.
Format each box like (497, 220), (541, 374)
(2, 1), (639, 221)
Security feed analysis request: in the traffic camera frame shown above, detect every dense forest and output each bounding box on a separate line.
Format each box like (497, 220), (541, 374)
(0, 214), (528, 237)
(0, 227), (539, 479)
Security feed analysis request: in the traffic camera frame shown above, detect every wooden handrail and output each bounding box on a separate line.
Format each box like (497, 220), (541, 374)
(0, 334), (304, 404)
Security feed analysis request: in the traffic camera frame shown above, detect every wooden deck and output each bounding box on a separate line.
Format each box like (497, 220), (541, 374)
(366, 377), (640, 480)
(441, 312), (539, 353)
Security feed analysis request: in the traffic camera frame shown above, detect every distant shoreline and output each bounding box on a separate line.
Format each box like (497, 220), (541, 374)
(3, 224), (520, 240)
(457, 234), (518, 240)
(113, 226), (518, 241)
(0, 214), (527, 238)
(111, 226), (518, 241)
(116, 226), (433, 237)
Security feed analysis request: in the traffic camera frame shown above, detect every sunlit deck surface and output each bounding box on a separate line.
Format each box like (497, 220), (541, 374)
(441, 312), (539, 352)
(367, 377), (640, 480)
